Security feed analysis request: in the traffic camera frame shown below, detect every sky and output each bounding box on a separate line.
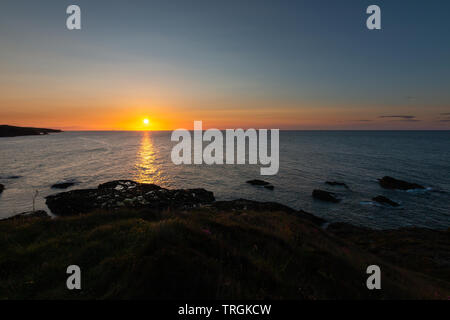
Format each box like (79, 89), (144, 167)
(0, 0), (449, 130)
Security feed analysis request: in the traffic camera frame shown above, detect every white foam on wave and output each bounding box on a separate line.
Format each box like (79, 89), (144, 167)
(406, 187), (431, 193)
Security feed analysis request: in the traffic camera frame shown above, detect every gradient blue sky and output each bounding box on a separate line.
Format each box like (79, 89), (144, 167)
(0, 0), (449, 129)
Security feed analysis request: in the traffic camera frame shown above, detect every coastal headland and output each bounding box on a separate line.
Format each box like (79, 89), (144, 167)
(0, 125), (62, 137)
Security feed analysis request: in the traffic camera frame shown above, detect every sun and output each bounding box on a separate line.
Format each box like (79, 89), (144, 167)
(143, 118), (149, 125)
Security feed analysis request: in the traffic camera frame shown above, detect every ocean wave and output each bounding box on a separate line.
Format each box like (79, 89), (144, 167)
(406, 187), (432, 194)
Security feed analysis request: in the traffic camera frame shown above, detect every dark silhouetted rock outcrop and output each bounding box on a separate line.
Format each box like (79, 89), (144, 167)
(51, 181), (78, 189)
(246, 179), (270, 186)
(46, 180), (215, 216)
(246, 179), (274, 190)
(325, 181), (349, 188)
(378, 176), (424, 190)
(312, 189), (341, 203)
(372, 195), (400, 207)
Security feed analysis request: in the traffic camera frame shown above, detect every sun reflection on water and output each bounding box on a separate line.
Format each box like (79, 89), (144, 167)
(134, 132), (163, 184)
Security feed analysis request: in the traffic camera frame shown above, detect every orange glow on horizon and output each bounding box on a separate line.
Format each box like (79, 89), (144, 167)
(1, 96), (448, 131)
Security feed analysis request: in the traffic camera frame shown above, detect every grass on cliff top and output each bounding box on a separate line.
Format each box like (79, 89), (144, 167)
(0, 207), (449, 300)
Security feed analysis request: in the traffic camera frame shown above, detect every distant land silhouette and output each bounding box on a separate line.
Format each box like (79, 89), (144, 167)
(0, 125), (62, 137)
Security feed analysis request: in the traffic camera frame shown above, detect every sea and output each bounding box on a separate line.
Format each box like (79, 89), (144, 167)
(0, 131), (449, 229)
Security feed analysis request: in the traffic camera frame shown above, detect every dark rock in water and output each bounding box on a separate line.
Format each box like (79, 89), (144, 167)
(246, 179), (270, 186)
(208, 199), (326, 226)
(372, 195), (400, 207)
(312, 189), (340, 203)
(378, 176), (424, 190)
(0, 184), (4, 194)
(0, 175), (21, 179)
(46, 180), (215, 216)
(325, 181), (349, 189)
(246, 179), (274, 190)
(51, 182), (77, 189)
(2, 210), (49, 221)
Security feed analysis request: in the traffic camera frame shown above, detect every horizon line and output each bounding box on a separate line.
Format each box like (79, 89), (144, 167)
(56, 129), (450, 132)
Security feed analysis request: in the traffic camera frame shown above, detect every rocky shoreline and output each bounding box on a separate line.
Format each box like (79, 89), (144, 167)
(1, 175), (437, 226)
(0, 178), (449, 299)
(43, 179), (326, 227)
(45, 180), (215, 216)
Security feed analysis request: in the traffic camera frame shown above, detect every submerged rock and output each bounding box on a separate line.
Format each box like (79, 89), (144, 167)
(0, 184), (4, 194)
(246, 179), (274, 190)
(246, 179), (270, 186)
(46, 180), (215, 216)
(312, 189), (341, 203)
(0, 175), (21, 179)
(378, 176), (424, 190)
(51, 181), (78, 189)
(372, 195), (400, 207)
(325, 181), (349, 189)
